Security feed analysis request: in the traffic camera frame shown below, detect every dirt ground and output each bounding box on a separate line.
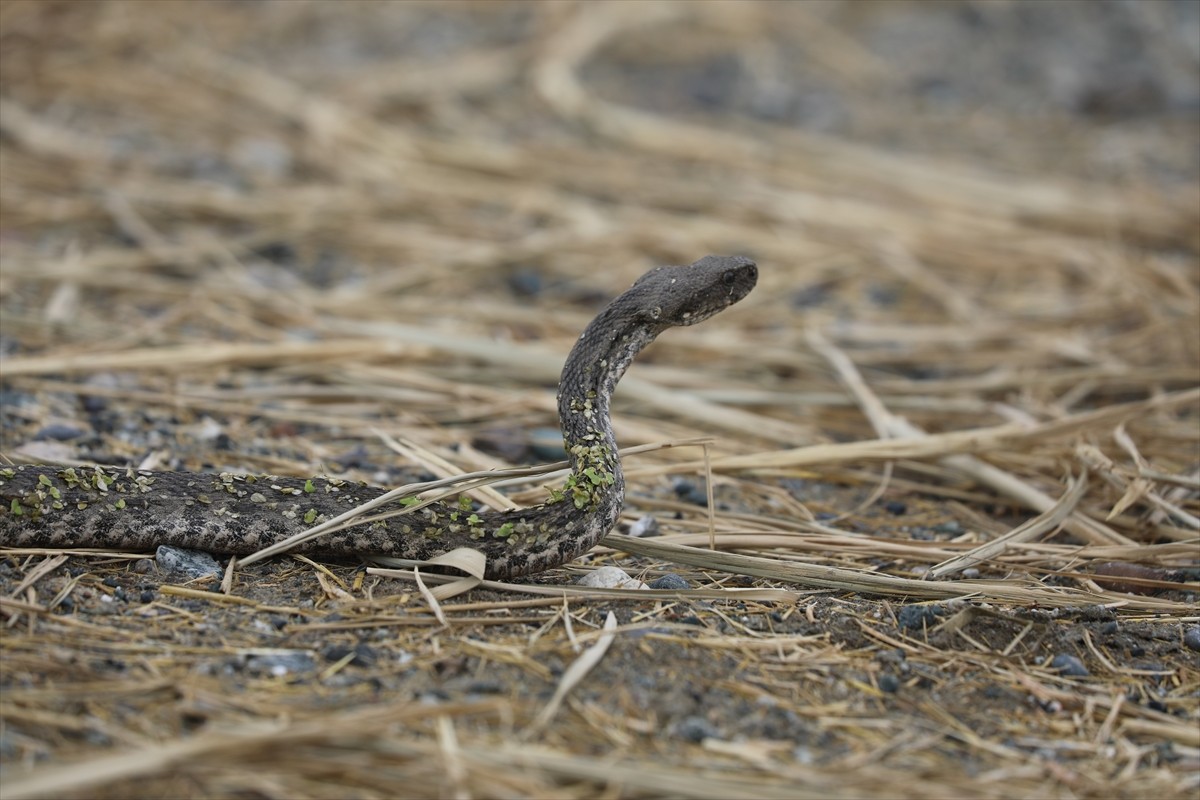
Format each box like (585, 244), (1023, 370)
(1, 2), (1197, 799)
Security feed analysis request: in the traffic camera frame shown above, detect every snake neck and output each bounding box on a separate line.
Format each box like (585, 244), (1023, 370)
(552, 303), (663, 515)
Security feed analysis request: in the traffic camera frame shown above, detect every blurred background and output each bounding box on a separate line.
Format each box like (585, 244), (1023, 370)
(1, 0), (1195, 464)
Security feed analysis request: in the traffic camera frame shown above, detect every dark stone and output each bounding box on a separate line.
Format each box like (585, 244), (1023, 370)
(674, 716), (721, 743)
(649, 574), (691, 590)
(897, 604), (942, 630)
(34, 423), (88, 441)
(1050, 653), (1089, 677)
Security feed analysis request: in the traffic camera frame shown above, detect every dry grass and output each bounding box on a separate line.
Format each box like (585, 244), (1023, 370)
(1, 2), (1197, 798)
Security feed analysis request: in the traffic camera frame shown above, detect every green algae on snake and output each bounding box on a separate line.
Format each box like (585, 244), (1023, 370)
(0, 255), (757, 579)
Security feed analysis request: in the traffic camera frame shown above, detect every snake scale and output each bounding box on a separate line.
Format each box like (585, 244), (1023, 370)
(0, 255), (757, 579)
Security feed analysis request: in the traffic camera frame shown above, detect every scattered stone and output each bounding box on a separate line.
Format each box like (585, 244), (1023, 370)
(884, 500), (907, 515)
(878, 673), (901, 693)
(790, 283), (832, 309)
(244, 650), (315, 677)
(1050, 653), (1089, 677)
(82, 373), (121, 412)
(576, 566), (648, 590)
(329, 446), (371, 470)
(674, 716), (721, 743)
(529, 427), (568, 462)
(507, 268), (544, 297)
(184, 417), (226, 443)
(672, 478), (709, 506)
(897, 604), (942, 630)
(458, 680), (507, 695)
(648, 573), (691, 590)
(33, 423), (88, 441)
(321, 643), (378, 667)
(155, 546), (222, 580)
(875, 648), (907, 669)
(1184, 627), (1200, 652)
(628, 515), (660, 538)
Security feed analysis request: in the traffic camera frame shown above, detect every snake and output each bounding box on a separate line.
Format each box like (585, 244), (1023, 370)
(0, 255), (757, 579)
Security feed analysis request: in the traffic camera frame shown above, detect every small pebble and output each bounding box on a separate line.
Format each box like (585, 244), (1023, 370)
(674, 716), (721, 743)
(82, 395), (108, 413)
(1184, 627), (1200, 652)
(459, 680), (506, 695)
(576, 566), (648, 590)
(1050, 653), (1089, 677)
(884, 500), (907, 515)
(155, 546), (222, 580)
(648, 574), (691, 590)
(507, 269), (544, 297)
(878, 673), (901, 693)
(34, 423), (88, 441)
(628, 515), (660, 538)
(329, 446), (371, 470)
(321, 643), (378, 667)
(790, 283), (832, 309)
(82, 372), (121, 411)
(897, 604), (941, 630)
(244, 651), (315, 677)
(529, 427), (568, 462)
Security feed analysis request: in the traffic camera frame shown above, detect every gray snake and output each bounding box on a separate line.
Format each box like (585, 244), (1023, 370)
(0, 255), (757, 579)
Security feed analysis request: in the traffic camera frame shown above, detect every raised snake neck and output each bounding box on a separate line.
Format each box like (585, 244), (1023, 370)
(0, 256), (757, 579)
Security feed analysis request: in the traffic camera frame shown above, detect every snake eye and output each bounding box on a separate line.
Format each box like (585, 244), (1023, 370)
(723, 271), (736, 284)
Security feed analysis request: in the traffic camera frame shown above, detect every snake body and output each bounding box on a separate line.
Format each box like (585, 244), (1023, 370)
(0, 255), (757, 579)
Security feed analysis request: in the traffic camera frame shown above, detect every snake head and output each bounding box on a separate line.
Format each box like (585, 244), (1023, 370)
(630, 255), (758, 327)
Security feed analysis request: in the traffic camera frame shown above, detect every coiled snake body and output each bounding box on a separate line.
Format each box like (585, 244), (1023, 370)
(0, 256), (757, 578)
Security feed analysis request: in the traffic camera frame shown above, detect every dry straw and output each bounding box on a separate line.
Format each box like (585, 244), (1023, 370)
(0, 2), (1196, 799)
